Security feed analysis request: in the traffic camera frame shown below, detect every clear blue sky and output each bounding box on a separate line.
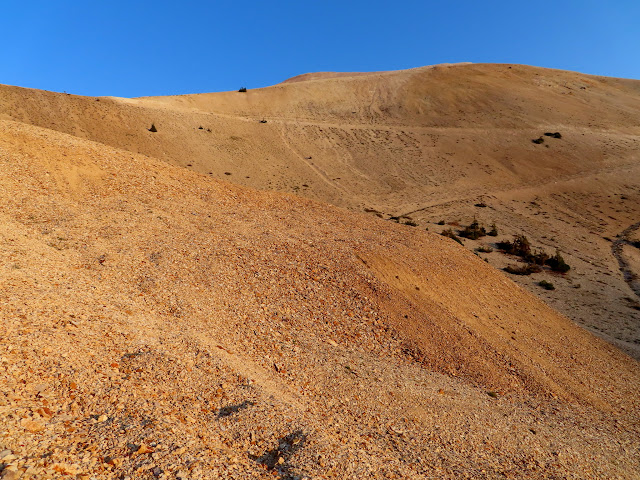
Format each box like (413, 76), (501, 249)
(1, 1), (638, 97)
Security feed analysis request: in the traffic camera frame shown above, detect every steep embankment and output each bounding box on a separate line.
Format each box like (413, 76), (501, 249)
(1, 63), (640, 358)
(1, 120), (639, 478)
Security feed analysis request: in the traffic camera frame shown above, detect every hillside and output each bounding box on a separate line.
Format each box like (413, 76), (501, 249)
(1, 63), (639, 358)
(1, 119), (639, 478)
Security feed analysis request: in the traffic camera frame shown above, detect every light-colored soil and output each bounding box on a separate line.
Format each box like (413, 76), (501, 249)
(1, 63), (639, 358)
(1, 64), (640, 479)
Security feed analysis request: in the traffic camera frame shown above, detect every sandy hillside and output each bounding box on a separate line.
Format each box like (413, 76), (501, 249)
(1, 119), (639, 479)
(1, 63), (639, 358)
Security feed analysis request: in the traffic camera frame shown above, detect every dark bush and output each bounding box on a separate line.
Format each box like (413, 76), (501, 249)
(148, 123), (157, 133)
(404, 220), (418, 227)
(538, 280), (555, 290)
(488, 223), (499, 236)
(504, 263), (542, 275)
(544, 132), (562, 139)
(527, 249), (550, 266)
(441, 229), (463, 245)
(459, 218), (487, 240)
(532, 137), (544, 144)
(497, 234), (531, 258)
(437, 220), (446, 225)
(476, 245), (493, 253)
(238, 87), (247, 92)
(546, 250), (570, 273)
(496, 240), (511, 251)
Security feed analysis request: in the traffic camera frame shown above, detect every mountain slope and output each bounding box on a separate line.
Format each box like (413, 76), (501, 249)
(1, 119), (639, 478)
(1, 63), (639, 359)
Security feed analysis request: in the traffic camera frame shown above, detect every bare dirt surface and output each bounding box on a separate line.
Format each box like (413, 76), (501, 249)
(1, 63), (639, 358)
(1, 64), (640, 479)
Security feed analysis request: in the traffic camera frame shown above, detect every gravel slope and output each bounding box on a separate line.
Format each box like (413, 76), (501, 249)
(1, 120), (639, 479)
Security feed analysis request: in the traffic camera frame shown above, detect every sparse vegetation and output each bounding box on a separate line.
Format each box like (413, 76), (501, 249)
(546, 250), (570, 273)
(497, 234), (531, 258)
(528, 249), (550, 266)
(498, 235), (571, 274)
(476, 245), (493, 253)
(238, 87), (247, 92)
(475, 202), (487, 208)
(404, 220), (418, 227)
(538, 280), (555, 290)
(532, 137), (544, 144)
(148, 123), (157, 133)
(488, 223), (499, 236)
(459, 218), (486, 240)
(441, 228), (463, 245)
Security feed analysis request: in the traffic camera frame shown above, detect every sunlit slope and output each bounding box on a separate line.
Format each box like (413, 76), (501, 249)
(1, 119), (639, 478)
(1, 62), (640, 358)
(2, 63), (639, 210)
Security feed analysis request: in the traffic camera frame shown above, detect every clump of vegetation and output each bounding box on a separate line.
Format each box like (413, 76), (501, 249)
(538, 280), (555, 290)
(475, 202), (487, 208)
(441, 229), (463, 245)
(544, 132), (562, 139)
(459, 218), (487, 240)
(148, 123), (157, 133)
(528, 249), (550, 266)
(437, 220), (446, 225)
(532, 137), (544, 144)
(238, 87), (247, 92)
(497, 234), (571, 274)
(404, 220), (418, 227)
(259, 119), (268, 124)
(546, 250), (570, 273)
(488, 223), (499, 236)
(497, 234), (531, 258)
(504, 263), (542, 275)
(476, 245), (493, 253)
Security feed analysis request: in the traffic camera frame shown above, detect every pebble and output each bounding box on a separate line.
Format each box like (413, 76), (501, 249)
(1, 469), (23, 480)
(136, 444), (154, 455)
(20, 418), (44, 433)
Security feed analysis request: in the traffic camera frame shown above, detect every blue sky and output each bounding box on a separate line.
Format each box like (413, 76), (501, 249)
(1, 1), (638, 97)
